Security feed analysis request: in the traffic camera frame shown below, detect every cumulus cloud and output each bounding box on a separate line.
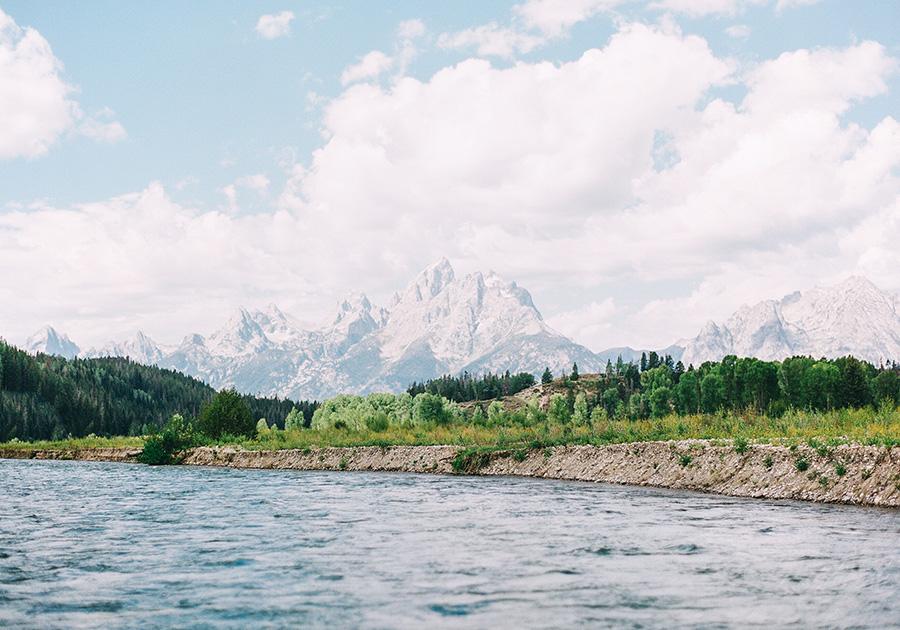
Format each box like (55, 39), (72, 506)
(0, 183), (316, 346)
(0, 9), (126, 159)
(439, 0), (623, 58)
(0, 9), (78, 159)
(221, 173), (271, 212)
(255, 10), (295, 40)
(4, 21), (898, 351)
(340, 18), (427, 85)
(514, 0), (624, 37)
(78, 107), (127, 143)
(341, 50), (394, 85)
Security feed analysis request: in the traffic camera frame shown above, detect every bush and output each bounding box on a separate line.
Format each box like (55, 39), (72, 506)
(734, 436), (749, 454)
(413, 393), (450, 425)
(138, 414), (196, 465)
(365, 412), (390, 433)
(795, 457), (810, 472)
(284, 408), (304, 431)
(197, 389), (255, 439)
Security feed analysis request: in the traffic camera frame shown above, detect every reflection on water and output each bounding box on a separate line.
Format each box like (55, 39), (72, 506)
(1, 459), (898, 628)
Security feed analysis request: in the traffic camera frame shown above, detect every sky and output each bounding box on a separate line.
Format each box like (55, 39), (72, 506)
(1, 0), (898, 352)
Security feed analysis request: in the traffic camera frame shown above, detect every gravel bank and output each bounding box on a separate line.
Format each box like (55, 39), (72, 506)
(3, 441), (897, 507)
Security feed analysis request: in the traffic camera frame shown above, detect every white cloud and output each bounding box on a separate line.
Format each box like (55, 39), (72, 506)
(340, 19), (426, 85)
(439, 0), (623, 58)
(78, 107), (127, 143)
(0, 8), (78, 159)
(221, 173), (271, 212)
(437, 23), (544, 59)
(724, 24), (751, 39)
(514, 0), (623, 37)
(4, 22), (898, 352)
(0, 9), (127, 159)
(255, 11), (295, 40)
(0, 183), (319, 347)
(236, 173), (270, 195)
(396, 19), (426, 40)
(650, 0), (819, 17)
(547, 299), (617, 351)
(341, 50), (394, 85)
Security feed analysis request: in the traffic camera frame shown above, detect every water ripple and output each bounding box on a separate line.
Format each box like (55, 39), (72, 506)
(0, 459), (897, 628)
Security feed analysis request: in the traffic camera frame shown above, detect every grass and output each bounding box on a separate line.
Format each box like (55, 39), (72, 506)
(0, 435), (143, 451)
(1, 406), (898, 455)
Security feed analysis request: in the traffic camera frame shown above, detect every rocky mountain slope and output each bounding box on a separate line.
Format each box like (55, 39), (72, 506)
(25, 326), (80, 360)
(21, 269), (898, 399)
(680, 276), (900, 366)
(27, 260), (602, 399)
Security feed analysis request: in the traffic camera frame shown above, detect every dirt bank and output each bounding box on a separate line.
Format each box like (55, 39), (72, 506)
(2, 441), (897, 507)
(0, 447), (142, 462)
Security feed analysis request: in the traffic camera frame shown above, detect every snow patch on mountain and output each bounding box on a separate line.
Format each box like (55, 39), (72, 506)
(25, 326), (81, 360)
(681, 276), (900, 366)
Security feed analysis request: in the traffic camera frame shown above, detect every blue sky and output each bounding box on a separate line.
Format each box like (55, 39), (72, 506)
(1, 0), (898, 349)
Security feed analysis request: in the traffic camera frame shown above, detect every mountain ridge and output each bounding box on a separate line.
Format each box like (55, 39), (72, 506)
(22, 268), (899, 399)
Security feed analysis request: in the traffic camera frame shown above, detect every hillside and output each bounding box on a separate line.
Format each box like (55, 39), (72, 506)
(0, 341), (314, 442)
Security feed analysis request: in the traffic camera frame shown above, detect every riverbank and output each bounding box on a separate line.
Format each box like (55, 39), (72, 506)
(2, 440), (897, 507)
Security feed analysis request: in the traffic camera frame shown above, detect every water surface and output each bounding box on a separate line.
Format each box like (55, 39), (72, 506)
(1, 460), (898, 628)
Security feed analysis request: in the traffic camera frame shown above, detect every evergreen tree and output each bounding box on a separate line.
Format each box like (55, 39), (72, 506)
(197, 389), (255, 439)
(541, 367), (553, 385)
(570, 362), (580, 381)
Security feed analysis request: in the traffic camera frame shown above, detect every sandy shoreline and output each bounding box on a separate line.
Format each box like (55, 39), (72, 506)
(2, 441), (898, 507)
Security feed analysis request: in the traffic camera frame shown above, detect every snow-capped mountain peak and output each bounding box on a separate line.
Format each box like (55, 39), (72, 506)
(681, 276), (900, 366)
(86, 330), (165, 364)
(206, 307), (271, 357)
(25, 326), (80, 359)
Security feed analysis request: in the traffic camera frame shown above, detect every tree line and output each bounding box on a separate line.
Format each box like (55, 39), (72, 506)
(407, 370), (536, 402)
(535, 352), (900, 422)
(0, 341), (317, 441)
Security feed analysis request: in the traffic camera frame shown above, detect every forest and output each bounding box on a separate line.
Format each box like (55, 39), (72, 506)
(569, 351), (900, 421)
(2, 335), (899, 445)
(0, 341), (316, 441)
(407, 371), (535, 402)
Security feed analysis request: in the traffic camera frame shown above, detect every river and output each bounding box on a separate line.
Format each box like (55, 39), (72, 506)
(1, 459), (897, 628)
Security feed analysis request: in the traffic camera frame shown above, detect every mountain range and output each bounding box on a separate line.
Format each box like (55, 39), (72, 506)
(679, 276), (900, 367)
(20, 262), (899, 400)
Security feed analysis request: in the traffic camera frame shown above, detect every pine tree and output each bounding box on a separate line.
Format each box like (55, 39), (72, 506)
(541, 367), (553, 385)
(570, 362), (579, 381)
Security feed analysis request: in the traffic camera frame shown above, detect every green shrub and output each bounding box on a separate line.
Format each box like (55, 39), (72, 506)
(138, 414), (196, 465)
(197, 389), (254, 439)
(795, 457), (810, 472)
(679, 454), (692, 467)
(138, 433), (177, 465)
(763, 455), (774, 469)
(835, 462), (846, 477)
(487, 401), (505, 424)
(284, 407), (305, 431)
(413, 393), (450, 425)
(365, 412), (390, 433)
(734, 436), (749, 454)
